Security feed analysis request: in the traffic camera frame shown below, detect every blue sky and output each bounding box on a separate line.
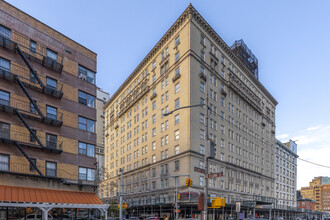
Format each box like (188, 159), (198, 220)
(5, 0), (330, 189)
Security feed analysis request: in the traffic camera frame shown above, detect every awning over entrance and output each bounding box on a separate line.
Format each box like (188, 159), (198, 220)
(0, 185), (109, 219)
(0, 185), (103, 205)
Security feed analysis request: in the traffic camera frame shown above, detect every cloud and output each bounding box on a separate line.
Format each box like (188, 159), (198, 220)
(276, 133), (289, 140)
(297, 146), (330, 189)
(306, 126), (321, 131)
(291, 125), (330, 147)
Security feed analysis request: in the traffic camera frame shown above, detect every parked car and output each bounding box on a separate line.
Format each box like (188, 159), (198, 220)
(129, 217), (141, 220)
(147, 217), (163, 220)
(22, 214), (53, 220)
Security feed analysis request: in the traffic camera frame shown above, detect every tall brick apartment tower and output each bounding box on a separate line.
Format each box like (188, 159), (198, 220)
(0, 1), (108, 219)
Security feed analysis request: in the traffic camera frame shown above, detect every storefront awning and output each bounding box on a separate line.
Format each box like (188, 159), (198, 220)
(0, 185), (108, 210)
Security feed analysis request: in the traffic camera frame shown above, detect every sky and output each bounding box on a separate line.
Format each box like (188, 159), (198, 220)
(4, 0), (330, 189)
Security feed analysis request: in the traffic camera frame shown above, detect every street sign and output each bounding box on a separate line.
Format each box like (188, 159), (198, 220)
(208, 172), (223, 178)
(194, 167), (205, 173)
(236, 202), (241, 212)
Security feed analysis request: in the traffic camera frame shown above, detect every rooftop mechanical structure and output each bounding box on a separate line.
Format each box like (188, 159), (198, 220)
(231, 39), (259, 79)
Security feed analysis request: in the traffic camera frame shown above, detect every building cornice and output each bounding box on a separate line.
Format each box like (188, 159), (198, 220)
(104, 4), (192, 110)
(189, 7), (278, 106)
(104, 3), (278, 110)
(276, 139), (298, 158)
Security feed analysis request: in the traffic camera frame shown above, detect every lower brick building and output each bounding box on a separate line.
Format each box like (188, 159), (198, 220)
(297, 199), (315, 211)
(0, 1), (108, 219)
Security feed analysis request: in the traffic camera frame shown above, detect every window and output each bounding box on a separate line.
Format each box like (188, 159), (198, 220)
(78, 65), (96, 84)
(152, 141), (156, 150)
(29, 70), (37, 83)
(175, 98), (180, 109)
(200, 129), (205, 139)
(79, 167), (95, 181)
(200, 113), (205, 124)
(46, 77), (57, 89)
(78, 142), (95, 157)
(221, 70), (225, 78)
(152, 74), (156, 83)
(152, 101), (156, 110)
(46, 161), (57, 177)
(30, 100), (37, 114)
(46, 133), (57, 149)
(78, 116), (95, 132)
(29, 158), (36, 171)
(152, 155), (156, 163)
(29, 129), (36, 142)
(78, 90), (95, 108)
(201, 51), (205, 60)
(152, 61), (156, 69)
(175, 83), (180, 93)
(200, 98), (205, 106)
(30, 40), (36, 53)
(46, 105), (57, 120)
(175, 52), (180, 62)
(175, 114), (179, 124)
(175, 160), (180, 171)
(0, 90), (10, 106)
(200, 145), (204, 154)
(0, 57), (10, 71)
(152, 114), (156, 124)
(0, 122), (10, 139)
(200, 82), (205, 92)
(201, 35), (205, 44)
(152, 128), (156, 136)
(0, 25), (11, 38)
(200, 66), (205, 75)
(174, 130), (179, 140)
(175, 36), (180, 46)
(174, 145), (179, 155)
(175, 67), (180, 76)
(46, 49), (58, 60)
(200, 176), (204, 186)
(0, 154), (9, 171)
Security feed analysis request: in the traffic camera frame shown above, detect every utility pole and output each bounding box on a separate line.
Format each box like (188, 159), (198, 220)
(120, 168), (123, 220)
(203, 71), (209, 220)
(175, 177), (179, 220)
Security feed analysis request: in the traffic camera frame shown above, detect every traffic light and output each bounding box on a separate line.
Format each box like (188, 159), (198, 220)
(209, 140), (216, 159)
(185, 178), (193, 187)
(178, 193), (181, 200)
(118, 203), (128, 209)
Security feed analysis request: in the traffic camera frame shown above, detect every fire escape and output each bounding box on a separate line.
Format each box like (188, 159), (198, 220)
(0, 33), (63, 177)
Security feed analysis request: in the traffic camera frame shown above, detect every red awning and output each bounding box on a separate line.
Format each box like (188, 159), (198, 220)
(0, 185), (103, 204)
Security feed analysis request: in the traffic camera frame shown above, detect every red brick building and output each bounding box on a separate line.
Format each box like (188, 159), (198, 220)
(297, 199), (316, 211)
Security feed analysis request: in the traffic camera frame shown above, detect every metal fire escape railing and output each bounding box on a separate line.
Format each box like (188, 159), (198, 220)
(15, 44), (44, 88)
(15, 143), (43, 176)
(0, 32), (61, 177)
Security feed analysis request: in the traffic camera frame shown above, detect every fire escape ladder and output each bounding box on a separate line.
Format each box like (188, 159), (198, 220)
(15, 142), (43, 176)
(15, 44), (44, 88)
(15, 109), (45, 148)
(15, 75), (44, 119)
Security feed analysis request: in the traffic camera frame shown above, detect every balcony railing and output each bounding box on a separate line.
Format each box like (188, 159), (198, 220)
(0, 32), (63, 73)
(0, 62), (63, 99)
(0, 162), (95, 186)
(0, 128), (63, 152)
(0, 93), (63, 126)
